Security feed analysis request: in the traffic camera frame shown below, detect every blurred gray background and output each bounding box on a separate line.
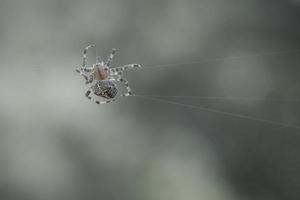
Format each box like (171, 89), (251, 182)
(0, 0), (300, 199)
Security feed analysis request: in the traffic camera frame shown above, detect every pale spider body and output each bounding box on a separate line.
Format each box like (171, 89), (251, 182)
(76, 45), (141, 104)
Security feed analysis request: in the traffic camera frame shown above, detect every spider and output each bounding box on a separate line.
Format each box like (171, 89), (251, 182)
(76, 44), (141, 104)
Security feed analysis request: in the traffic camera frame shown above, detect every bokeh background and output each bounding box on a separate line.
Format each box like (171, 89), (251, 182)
(0, 0), (300, 199)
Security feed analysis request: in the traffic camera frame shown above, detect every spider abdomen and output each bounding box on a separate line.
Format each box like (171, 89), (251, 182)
(92, 80), (118, 99)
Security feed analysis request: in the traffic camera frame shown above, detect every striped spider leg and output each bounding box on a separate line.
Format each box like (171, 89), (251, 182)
(107, 64), (141, 96)
(107, 76), (133, 97)
(109, 64), (142, 96)
(76, 44), (97, 84)
(109, 64), (142, 75)
(105, 48), (117, 67)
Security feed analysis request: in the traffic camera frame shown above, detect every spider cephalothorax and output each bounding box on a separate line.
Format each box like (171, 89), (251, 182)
(76, 45), (141, 104)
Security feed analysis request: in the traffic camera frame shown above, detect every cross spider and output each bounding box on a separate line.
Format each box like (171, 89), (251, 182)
(76, 44), (141, 104)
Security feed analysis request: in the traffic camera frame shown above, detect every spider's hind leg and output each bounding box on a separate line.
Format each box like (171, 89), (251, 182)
(120, 78), (132, 96)
(85, 89), (115, 105)
(110, 77), (132, 97)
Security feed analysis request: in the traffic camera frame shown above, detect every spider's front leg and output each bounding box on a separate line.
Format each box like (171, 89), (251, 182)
(77, 44), (98, 83)
(85, 88), (115, 105)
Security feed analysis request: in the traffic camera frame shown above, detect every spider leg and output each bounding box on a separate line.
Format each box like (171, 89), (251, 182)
(110, 64), (141, 73)
(109, 70), (123, 76)
(85, 74), (94, 84)
(76, 68), (89, 81)
(83, 67), (94, 72)
(105, 48), (117, 67)
(121, 78), (132, 96)
(109, 77), (132, 96)
(82, 44), (98, 69)
(75, 68), (94, 84)
(85, 88), (116, 105)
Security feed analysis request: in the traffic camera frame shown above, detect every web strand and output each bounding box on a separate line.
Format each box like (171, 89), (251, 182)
(134, 94), (300, 102)
(132, 95), (300, 130)
(142, 48), (300, 69)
